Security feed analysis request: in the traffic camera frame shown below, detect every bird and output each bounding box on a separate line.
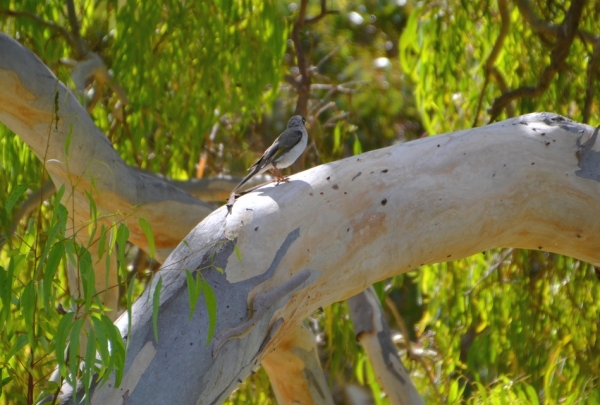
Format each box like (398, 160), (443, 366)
(231, 115), (309, 194)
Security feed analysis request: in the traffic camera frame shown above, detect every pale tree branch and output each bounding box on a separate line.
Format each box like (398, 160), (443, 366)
(262, 322), (334, 404)
(349, 287), (425, 405)
(57, 112), (600, 403)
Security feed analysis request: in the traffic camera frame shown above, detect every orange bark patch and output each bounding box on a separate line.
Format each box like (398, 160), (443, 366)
(0, 69), (53, 126)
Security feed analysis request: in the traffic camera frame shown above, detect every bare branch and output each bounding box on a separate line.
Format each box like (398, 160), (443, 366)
(473, 0), (510, 127)
(0, 8), (78, 50)
(488, 0), (587, 122)
(514, 0), (598, 45)
(583, 39), (600, 124)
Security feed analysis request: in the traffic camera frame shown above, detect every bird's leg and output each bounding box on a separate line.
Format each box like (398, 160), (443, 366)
(269, 164), (289, 184)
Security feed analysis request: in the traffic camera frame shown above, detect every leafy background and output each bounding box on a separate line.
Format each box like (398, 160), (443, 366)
(0, 0), (599, 404)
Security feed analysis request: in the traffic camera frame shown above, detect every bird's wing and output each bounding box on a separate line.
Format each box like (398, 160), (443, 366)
(263, 128), (304, 164)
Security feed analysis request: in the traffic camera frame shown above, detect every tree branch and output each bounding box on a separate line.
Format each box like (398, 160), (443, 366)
(583, 38), (600, 124)
(514, 0), (598, 45)
(488, 0), (587, 122)
(473, 0), (510, 127)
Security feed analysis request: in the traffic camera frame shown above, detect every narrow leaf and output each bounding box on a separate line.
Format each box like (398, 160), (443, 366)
(5, 184), (28, 214)
(234, 244), (242, 262)
(152, 277), (162, 343)
(43, 242), (64, 309)
(203, 280), (217, 344)
(138, 218), (155, 259)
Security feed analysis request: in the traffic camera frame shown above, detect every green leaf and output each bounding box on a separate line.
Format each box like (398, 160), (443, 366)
(91, 316), (110, 379)
(101, 315), (125, 387)
(68, 318), (84, 386)
(83, 327), (96, 399)
(152, 277), (162, 343)
(5, 183), (28, 214)
(64, 125), (73, 156)
(78, 248), (95, 310)
(352, 134), (363, 156)
(116, 224), (129, 276)
(6, 334), (29, 360)
(234, 244), (242, 262)
(202, 280), (217, 344)
(55, 312), (75, 372)
(43, 242), (64, 309)
(97, 225), (107, 261)
(21, 281), (36, 348)
(139, 217), (155, 259)
(186, 270), (202, 321)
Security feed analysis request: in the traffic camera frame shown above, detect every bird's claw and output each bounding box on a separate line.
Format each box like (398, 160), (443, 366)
(273, 176), (290, 184)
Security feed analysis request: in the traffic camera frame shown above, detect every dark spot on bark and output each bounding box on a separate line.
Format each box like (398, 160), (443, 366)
(344, 191), (347, 195)
(347, 228), (350, 232)
(327, 176), (330, 180)
(309, 192), (313, 196)
(545, 141), (551, 145)
(190, 342), (193, 346)
(332, 184), (339, 190)
(493, 173), (495, 177)
(437, 144), (440, 147)
(538, 246), (543, 250)
(381, 169), (388, 173)
(255, 227), (259, 231)
(319, 307), (324, 312)
(381, 198), (387, 205)
(238, 379), (243, 383)
(577, 234), (581, 238)
(447, 254), (451, 258)
(370, 171), (374, 174)
(251, 370), (256, 375)
(541, 133), (546, 136)
(503, 164), (506, 167)
(352, 171), (362, 180)
(320, 192), (324, 195)
(531, 162), (535, 165)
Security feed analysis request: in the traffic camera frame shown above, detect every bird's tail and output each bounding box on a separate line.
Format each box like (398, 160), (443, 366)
(232, 165), (261, 194)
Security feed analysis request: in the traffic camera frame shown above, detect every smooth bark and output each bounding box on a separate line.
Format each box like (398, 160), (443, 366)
(61, 111), (600, 403)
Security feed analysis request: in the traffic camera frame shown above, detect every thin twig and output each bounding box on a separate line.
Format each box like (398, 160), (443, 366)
(305, 0), (338, 25)
(464, 248), (514, 295)
(65, 0), (86, 57)
(583, 39), (600, 124)
(0, 8), (77, 50)
(514, 0), (598, 45)
(291, 0), (312, 117)
(473, 0), (510, 127)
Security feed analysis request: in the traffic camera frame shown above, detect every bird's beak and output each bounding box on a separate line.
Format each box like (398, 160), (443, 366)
(305, 122), (310, 129)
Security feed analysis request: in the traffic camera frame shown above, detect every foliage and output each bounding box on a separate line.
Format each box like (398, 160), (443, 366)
(1, 0), (599, 404)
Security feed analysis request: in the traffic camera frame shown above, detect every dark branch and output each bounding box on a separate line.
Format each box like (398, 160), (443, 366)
(65, 0), (87, 57)
(488, 0), (587, 122)
(0, 8), (78, 51)
(305, 0), (338, 25)
(514, 0), (598, 45)
(583, 39), (600, 124)
(473, 0), (510, 127)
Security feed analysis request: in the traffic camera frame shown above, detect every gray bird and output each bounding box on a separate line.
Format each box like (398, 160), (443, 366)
(232, 115), (309, 194)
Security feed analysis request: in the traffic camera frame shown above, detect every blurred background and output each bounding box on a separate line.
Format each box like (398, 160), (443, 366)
(0, 0), (599, 404)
